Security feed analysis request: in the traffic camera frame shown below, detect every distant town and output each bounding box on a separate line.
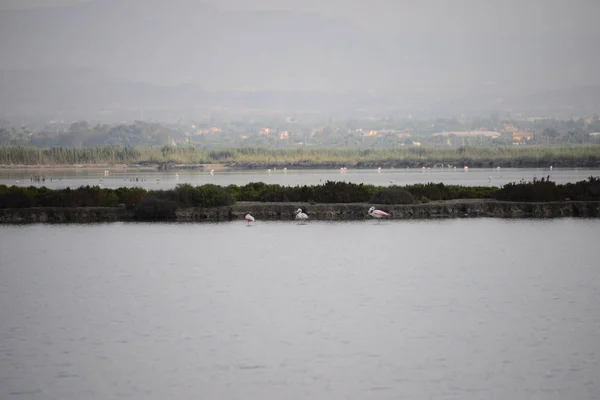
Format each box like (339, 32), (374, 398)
(1, 114), (599, 149)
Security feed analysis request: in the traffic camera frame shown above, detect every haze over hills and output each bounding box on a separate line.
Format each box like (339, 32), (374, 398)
(1, 0), (599, 120)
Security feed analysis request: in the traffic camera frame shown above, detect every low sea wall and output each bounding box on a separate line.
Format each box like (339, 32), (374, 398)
(1, 200), (599, 223)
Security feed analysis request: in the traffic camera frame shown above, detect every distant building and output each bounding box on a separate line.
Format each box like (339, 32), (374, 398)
(433, 131), (501, 138)
(195, 127), (222, 135)
(512, 131), (534, 144)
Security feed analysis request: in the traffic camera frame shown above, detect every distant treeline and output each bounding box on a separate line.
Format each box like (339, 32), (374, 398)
(1, 145), (600, 168)
(1, 178), (599, 220)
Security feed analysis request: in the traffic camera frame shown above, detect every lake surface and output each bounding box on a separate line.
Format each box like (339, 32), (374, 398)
(1, 219), (599, 399)
(1, 167), (598, 189)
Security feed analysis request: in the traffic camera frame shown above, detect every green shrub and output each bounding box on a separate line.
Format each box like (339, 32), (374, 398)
(494, 177), (562, 202)
(370, 187), (415, 204)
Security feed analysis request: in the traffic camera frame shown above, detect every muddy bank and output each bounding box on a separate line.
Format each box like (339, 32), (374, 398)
(1, 200), (599, 223)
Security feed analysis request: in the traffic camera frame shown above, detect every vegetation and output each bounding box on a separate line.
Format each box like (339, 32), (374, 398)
(2, 115), (600, 150)
(495, 176), (600, 202)
(1, 144), (600, 168)
(1, 178), (599, 221)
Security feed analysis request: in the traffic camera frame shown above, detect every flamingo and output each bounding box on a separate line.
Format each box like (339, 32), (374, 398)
(295, 208), (308, 224)
(368, 206), (392, 219)
(244, 213), (255, 225)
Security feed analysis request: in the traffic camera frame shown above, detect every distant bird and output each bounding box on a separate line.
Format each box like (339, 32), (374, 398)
(389, 180), (395, 184)
(488, 176), (492, 182)
(550, 165), (553, 171)
(210, 169), (214, 175)
(368, 206), (392, 219)
(244, 213), (255, 225)
(377, 167), (382, 173)
(497, 166), (501, 170)
(464, 166), (469, 172)
(295, 208), (308, 223)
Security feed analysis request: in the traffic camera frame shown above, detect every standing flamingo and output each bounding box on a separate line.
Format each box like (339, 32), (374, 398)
(295, 208), (308, 224)
(368, 206), (392, 219)
(244, 213), (255, 225)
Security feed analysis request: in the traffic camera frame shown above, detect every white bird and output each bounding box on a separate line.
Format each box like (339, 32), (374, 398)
(368, 206), (392, 219)
(244, 213), (255, 225)
(464, 166), (469, 172)
(550, 165), (553, 171)
(295, 208), (308, 223)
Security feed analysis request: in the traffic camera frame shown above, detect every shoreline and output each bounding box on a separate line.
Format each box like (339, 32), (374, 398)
(1, 200), (599, 224)
(0, 163), (229, 171)
(2, 162), (600, 171)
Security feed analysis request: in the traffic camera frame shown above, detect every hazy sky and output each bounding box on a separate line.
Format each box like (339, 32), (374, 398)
(1, 0), (599, 95)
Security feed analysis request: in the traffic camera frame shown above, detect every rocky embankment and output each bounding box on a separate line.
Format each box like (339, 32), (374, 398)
(1, 200), (599, 223)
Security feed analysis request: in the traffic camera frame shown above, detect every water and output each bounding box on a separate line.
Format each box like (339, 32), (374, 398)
(1, 167), (598, 189)
(1, 219), (599, 399)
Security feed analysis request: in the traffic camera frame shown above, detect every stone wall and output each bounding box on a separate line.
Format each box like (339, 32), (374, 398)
(2, 200), (598, 223)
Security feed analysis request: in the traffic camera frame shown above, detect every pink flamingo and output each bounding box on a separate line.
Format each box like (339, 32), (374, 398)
(368, 206), (392, 219)
(244, 213), (255, 225)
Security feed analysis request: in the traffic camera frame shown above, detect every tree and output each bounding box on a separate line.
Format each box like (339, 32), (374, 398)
(0, 128), (12, 146)
(542, 128), (559, 143)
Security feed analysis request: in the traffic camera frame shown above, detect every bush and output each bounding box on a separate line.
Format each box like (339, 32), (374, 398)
(563, 176), (600, 201)
(312, 181), (374, 203)
(150, 184), (234, 208)
(403, 183), (450, 201)
(370, 187), (415, 204)
(115, 187), (147, 209)
(494, 177), (562, 202)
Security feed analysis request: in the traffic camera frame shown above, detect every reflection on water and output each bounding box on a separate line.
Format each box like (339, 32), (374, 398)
(1, 219), (599, 399)
(0, 167), (598, 190)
